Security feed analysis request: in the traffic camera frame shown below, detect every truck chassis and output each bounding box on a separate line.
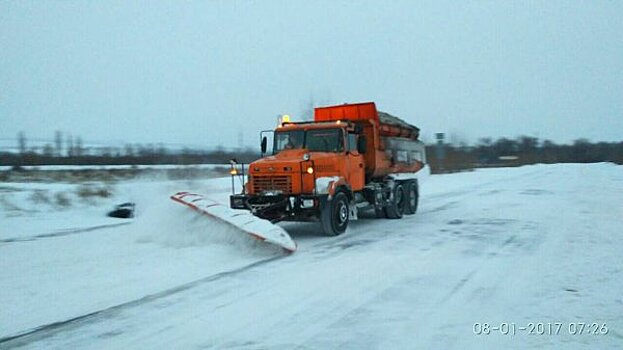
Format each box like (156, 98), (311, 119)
(231, 177), (420, 236)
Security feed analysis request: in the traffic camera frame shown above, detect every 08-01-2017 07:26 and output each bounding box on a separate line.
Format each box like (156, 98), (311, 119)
(473, 322), (609, 336)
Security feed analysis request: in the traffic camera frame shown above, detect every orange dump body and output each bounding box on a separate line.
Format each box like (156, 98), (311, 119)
(314, 102), (420, 139)
(314, 102), (424, 179)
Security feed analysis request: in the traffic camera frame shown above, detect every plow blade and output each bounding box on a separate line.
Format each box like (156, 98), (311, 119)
(170, 192), (297, 253)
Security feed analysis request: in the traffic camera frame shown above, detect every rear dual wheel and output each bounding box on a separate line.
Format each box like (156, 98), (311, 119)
(384, 181), (418, 219)
(404, 181), (419, 215)
(385, 184), (405, 219)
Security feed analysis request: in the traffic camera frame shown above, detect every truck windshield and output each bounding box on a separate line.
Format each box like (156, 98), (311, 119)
(274, 130), (305, 153)
(274, 129), (344, 154)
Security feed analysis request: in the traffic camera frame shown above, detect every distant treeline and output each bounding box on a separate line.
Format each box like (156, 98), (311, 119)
(2, 131), (259, 167)
(426, 137), (623, 173)
(2, 133), (622, 172)
(1, 146), (260, 167)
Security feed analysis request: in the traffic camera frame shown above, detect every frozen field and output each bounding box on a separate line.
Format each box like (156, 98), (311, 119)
(1, 163), (622, 349)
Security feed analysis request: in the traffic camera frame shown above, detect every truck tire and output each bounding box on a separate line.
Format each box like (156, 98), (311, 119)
(321, 192), (349, 236)
(385, 184), (405, 219)
(404, 181), (419, 215)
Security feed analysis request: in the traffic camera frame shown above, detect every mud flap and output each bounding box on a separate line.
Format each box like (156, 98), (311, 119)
(170, 192), (297, 253)
(349, 202), (358, 221)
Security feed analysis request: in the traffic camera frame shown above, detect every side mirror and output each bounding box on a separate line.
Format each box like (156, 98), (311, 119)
(261, 136), (268, 155)
(357, 136), (367, 154)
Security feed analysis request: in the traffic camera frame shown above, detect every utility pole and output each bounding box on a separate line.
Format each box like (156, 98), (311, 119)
(435, 132), (446, 173)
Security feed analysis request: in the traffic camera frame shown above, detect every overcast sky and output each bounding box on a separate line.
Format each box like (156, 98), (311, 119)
(1, 0), (622, 149)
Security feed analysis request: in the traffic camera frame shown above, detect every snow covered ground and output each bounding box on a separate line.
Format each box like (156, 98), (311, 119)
(1, 163), (621, 349)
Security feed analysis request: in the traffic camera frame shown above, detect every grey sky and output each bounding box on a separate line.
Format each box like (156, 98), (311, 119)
(1, 0), (622, 149)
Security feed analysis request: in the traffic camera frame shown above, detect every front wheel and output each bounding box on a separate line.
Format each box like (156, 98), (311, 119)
(321, 192), (349, 236)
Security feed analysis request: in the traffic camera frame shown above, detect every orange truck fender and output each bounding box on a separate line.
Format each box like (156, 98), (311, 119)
(315, 176), (349, 199)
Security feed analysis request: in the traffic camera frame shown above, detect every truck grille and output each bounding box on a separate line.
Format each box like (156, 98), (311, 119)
(252, 176), (292, 194)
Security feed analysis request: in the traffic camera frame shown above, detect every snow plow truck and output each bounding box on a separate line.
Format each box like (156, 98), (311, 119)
(172, 102), (428, 253)
(230, 102), (428, 235)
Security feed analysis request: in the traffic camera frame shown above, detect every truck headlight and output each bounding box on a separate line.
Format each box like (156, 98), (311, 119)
(306, 166), (314, 174)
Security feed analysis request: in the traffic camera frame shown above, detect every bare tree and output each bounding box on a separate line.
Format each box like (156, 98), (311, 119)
(518, 136), (538, 153)
(66, 134), (74, 157)
(17, 131), (27, 154)
(448, 132), (469, 148)
(54, 131), (63, 156)
(124, 144), (135, 157)
(75, 137), (83, 157)
(478, 137), (492, 147)
(43, 144), (54, 157)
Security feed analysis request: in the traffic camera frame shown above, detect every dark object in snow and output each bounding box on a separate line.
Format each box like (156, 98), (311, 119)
(107, 202), (135, 219)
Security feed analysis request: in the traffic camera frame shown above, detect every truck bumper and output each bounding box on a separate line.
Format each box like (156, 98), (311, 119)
(230, 194), (323, 222)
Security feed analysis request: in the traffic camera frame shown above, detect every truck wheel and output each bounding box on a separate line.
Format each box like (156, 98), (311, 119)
(404, 181), (419, 215)
(385, 184), (405, 219)
(321, 192), (349, 236)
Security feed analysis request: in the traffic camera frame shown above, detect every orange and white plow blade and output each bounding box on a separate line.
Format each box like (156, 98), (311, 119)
(170, 192), (297, 253)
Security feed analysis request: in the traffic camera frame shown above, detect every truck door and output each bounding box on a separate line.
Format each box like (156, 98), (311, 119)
(346, 132), (365, 191)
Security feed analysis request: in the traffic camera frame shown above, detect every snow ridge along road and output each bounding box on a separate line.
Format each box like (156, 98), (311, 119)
(0, 222), (131, 243)
(1, 163), (621, 349)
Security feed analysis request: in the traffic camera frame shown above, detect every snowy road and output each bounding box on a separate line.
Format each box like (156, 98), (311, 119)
(1, 164), (622, 349)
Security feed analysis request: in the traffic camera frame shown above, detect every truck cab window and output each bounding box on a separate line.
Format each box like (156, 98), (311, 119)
(274, 130), (304, 153)
(306, 129), (344, 153)
(348, 133), (357, 152)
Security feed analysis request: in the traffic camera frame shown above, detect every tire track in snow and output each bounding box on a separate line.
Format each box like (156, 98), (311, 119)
(310, 227), (522, 349)
(302, 180), (529, 348)
(0, 222), (132, 244)
(0, 255), (285, 348)
(419, 167), (547, 215)
(1, 214), (424, 348)
(1, 221), (358, 347)
(437, 235), (517, 304)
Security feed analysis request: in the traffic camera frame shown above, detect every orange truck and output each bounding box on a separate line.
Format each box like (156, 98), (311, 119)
(230, 102), (428, 236)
